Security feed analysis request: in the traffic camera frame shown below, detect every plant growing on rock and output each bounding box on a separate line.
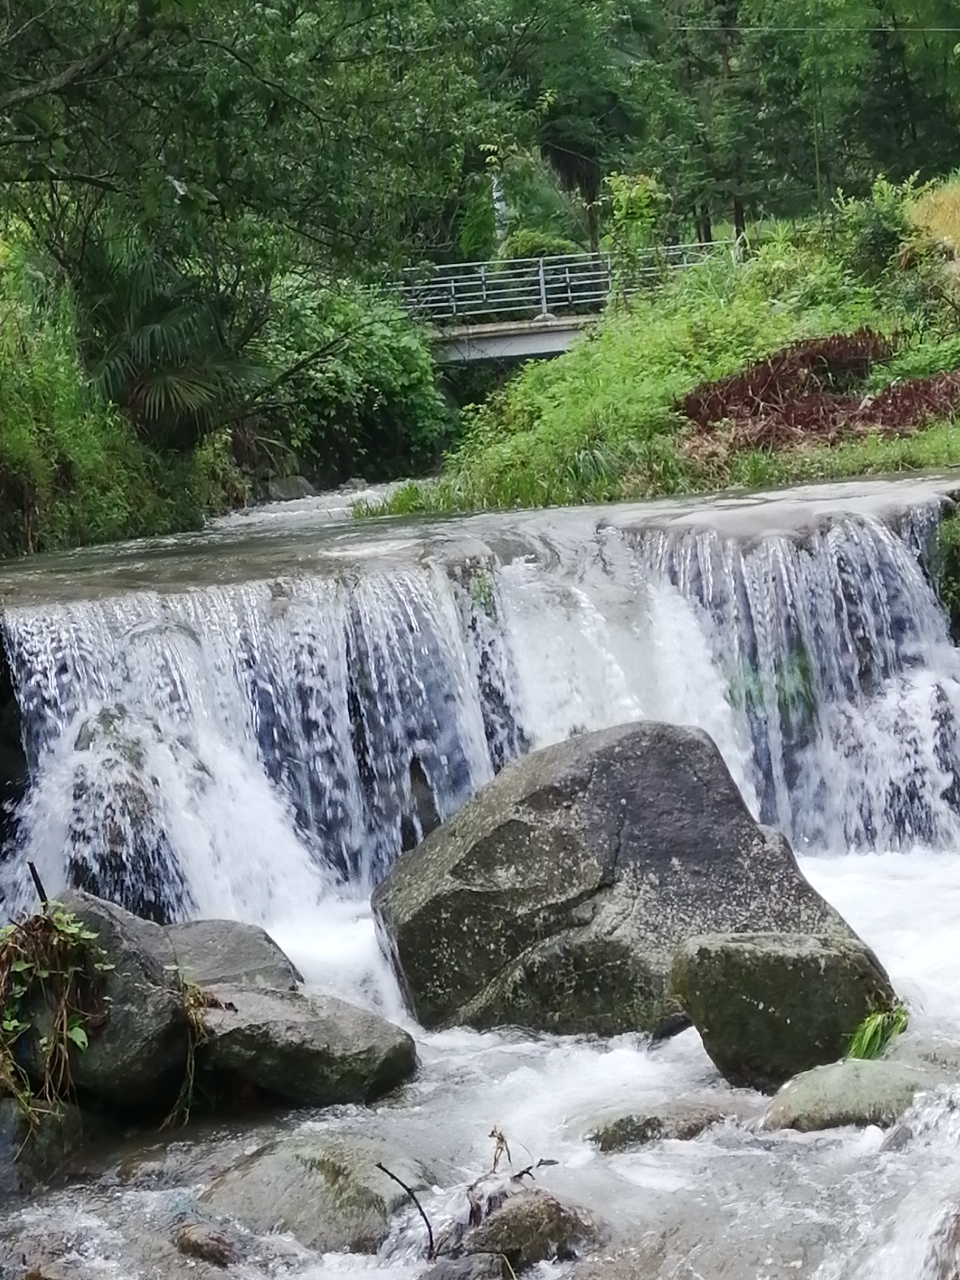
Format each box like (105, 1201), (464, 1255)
(846, 1004), (909, 1061)
(0, 904), (112, 1126)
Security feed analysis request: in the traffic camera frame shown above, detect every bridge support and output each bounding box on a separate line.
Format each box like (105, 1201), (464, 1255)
(434, 316), (593, 364)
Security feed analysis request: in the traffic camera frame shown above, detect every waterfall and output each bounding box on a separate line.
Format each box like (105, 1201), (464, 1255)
(1, 492), (958, 924)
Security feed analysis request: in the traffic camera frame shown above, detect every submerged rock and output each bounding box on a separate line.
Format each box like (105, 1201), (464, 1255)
(373, 722), (859, 1036)
(67, 706), (193, 925)
(422, 1257), (505, 1280)
(175, 1223), (242, 1268)
(165, 919), (303, 991)
(201, 1134), (430, 1252)
(465, 1191), (602, 1271)
(199, 983), (417, 1106)
(670, 932), (896, 1091)
(762, 1059), (933, 1131)
(588, 1095), (761, 1151)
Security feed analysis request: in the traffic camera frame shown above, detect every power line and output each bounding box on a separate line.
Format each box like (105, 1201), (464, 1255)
(666, 25), (960, 33)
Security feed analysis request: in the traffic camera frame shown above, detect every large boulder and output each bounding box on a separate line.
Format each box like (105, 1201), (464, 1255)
(201, 1133), (430, 1252)
(373, 722), (858, 1036)
(761, 1059), (934, 1132)
(165, 919), (302, 991)
(199, 984), (417, 1106)
(39, 888), (189, 1110)
(669, 932), (896, 1091)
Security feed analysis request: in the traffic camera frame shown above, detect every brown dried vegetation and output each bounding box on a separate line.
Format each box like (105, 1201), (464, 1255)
(678, 328), (960, 461)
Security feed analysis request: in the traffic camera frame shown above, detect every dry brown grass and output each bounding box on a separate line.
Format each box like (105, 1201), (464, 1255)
(912, 180), (960, 251)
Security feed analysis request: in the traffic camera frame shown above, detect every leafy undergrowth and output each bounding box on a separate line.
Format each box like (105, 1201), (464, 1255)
(0, 906), (110, 1126)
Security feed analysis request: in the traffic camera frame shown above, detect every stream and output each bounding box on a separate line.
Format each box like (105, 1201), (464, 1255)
(3, 476), (960, 1279)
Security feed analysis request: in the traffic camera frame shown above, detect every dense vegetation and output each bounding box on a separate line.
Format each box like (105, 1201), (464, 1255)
(6, 1), (960, 552)
(372, 180), (960, 513)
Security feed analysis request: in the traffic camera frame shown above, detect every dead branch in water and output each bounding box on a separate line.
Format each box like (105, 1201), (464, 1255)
(376, 1160), (436, 1259)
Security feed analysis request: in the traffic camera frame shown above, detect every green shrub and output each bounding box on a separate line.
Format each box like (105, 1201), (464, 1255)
(265, 282), (451, 486)
(499, 228), (585, 260)
(830, 176), (919, 282)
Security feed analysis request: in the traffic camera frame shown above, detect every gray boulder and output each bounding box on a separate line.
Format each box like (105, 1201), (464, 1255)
(0, 1100), (87, 1197)
(373, 722), (857, 1036)
(41, 889), (188, 1109)
(166, 919), (302, 991)
(199, 984), (417, 1106)
(201, 1134), (429, 1252)
(762, 1059), (933, 1131)
(670, 932), (896, 1091)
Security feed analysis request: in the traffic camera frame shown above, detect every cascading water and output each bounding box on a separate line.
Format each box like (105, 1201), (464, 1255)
(3, 477), (960, 1280)
(640, 506), (960, 852)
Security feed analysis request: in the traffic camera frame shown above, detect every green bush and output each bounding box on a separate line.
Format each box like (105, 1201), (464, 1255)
(0, 249), (245, 558)
(499, 228), (585, 260)
(265, 283), (451, 486)
(830, 176), (918, 282)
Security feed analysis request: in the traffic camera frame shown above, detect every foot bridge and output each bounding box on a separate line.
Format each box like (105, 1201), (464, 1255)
(394, 242), (736, 363)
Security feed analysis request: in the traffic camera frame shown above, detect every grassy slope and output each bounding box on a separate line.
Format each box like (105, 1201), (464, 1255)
(367, 216), (960, 518)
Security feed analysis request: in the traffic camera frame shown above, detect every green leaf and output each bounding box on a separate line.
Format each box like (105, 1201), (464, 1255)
(66, 1024), (89, 1052)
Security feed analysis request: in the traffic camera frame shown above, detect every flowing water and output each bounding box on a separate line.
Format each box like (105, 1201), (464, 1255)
(3, 477), (960, 1279)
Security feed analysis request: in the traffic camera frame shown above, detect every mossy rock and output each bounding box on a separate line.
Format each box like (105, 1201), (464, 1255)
(762, 1059), (933, 1132)
(670, 932), (897, 1092)
(201, 1134), (431, 1253)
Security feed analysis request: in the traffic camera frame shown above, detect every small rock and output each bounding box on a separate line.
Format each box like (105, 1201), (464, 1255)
(465, 1191), (602, 1271)
(201, 1134), (430, 1253)
(200, 983), (417, 1106)
(589, 1103), (729, 1152)
(175, 1223), (240, 1267)
(266, 475), (315, 502)
(165, 918), (303, 991)
(762, 1059), (934, 1132)
(670, 932), (896, 1091)
(422, 1257), (504, 1280)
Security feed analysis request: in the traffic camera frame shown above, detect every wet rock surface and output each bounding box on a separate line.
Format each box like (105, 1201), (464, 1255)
(175, 1222), (242, 1267)
(762, 1058), (935, 1131)
(201, 1133), (431, 1253)
(374, 722), (857, 1036)
(588, 1094), (761, 1151)
(199, 982), (417, 1106)
(464, 1190), (603, 1272)
(35, 888), (189, 1110)
(165, 918), (303, 991)
(670, 931), (896, 1090)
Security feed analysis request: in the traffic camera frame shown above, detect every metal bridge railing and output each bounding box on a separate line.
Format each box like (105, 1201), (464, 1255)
(396, 242), (733, 326)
